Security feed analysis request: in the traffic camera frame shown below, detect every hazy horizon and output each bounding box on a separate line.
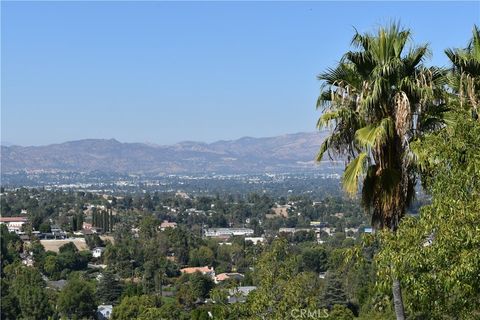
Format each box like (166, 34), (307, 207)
(1, 130), (327, 147)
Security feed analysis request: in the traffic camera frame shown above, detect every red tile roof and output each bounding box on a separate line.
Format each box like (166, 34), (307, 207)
(0, 217), (28, 223)
(180, 266), (214, 274)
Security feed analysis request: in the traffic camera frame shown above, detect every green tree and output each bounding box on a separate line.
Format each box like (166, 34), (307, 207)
(0, 224), (22, 270)
(1, 277), (20, 320)
(299, 246), (328, 273)
(316, 23), (446, 319)
(85, 233), (105, 250)
(320, 272), (348, 309)
(43, 254), (60, 278)
(245, 239), (321, 319)
(96, 270), (123, 305)
(377, 110), (480, 319)
(445, 25), (480, 117)
(176, 272), (214, 309)
(38, 222), (52, 233)
(188, 246), (214, 267)
(5, 264), (52, 319)
(111, 295), (160, 320)
(329, 304), (355, 320)
(57, 277), (96, 319)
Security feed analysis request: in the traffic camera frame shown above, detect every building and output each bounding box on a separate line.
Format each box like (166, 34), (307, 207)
(227, 286), (257, 303)
(20, 252), (34, 267)
(204, 228), (254, 238)
(180, 266), (215, 279)
(46, 279), (67, 290)
(278, 227), (311, 234)
(363, 227), (373, 234)
(159, 220), (177, 231)
(0, 217), (28, 234)
(82, 222), (93, 230)
(310, 221), (328, 228)
(96, 305), (113, 320)
(215, 272), (244, 284)
(92, 247), (106, 258)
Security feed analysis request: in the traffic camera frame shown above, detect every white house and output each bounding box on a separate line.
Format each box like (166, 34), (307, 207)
(0, 217), (28, 234)
(96, 305), (113, 320)
(92, 247), (106, 258)
(227, 286), (257, 303)
(204, 228), (254, 238)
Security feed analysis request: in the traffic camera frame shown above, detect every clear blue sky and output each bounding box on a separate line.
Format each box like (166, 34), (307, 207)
(2, 1), (479, 146)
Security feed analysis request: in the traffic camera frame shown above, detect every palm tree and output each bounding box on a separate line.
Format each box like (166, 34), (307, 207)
(445, 25), (480, 118)
(315, 23), (446, 319)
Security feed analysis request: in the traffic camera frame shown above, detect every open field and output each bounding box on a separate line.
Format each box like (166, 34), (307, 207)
(100, 235), (114, 244)
(40, 238), (89, 252)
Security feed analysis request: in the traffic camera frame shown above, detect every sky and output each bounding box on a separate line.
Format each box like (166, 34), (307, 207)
(1, 1), (479, 146)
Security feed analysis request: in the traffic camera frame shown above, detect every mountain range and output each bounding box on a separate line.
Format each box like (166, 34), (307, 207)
(1, 132), (342, 174)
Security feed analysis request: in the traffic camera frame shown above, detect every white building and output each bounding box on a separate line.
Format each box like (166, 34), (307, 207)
(0, 217), (28, 234)
(92, 247), (106, 258)
(204, 228), (254, 238)
(96, 305), (113, 320)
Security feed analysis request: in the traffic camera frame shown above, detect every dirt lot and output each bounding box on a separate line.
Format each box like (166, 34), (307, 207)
(100, 235), (114, 244)
(40, 238), (89, 252)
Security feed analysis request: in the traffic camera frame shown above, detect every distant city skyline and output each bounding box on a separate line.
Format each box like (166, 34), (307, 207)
(2, 1), (479, 146)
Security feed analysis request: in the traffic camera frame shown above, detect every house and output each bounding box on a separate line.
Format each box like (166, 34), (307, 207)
(180, 266), (215, 279)
(204, 228), (254, 238)
(46, 279), (67, 290)
(278, 227), (296, 234)
(185, 208), (206, 216)
(159, 220), (177, 231)
(310, 221), (328, 228)
(82, 222), (93, 230)
(227, 286), (257, 303)
(320, 226), (335, 236)
(51, 226), (67, 239)
(215, 272), (244, 284)
(279, 227), (311, 234)
(20, 252), (34, 267)
(0, 217), (28, 234)
(345, 227), (359, 234)
(96, 305), (113, 320)
(334, 212), (345, 218)
(363, 227), (373, 234)
(92, 247), (106, 258)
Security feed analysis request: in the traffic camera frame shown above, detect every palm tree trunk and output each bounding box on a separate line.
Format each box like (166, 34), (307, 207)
(392, 277), (405, 320)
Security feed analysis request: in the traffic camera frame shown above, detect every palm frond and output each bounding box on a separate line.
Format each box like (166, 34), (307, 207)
(342, 152), (368, 196)
(355, 117), (394, 148)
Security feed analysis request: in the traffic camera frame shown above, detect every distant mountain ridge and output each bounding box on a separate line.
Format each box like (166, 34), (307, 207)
(0, 132), (341, 174)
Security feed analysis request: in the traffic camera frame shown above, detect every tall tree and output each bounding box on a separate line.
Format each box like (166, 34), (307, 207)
(376, 92), (480, 318)
(316, 23), (446, 319)
(57, 276), (96, 319)
(320, 272), (348, 309)
(4, 264), (52, 320)
(96, 270), (123, 305)
(445, 25), (480, 118)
